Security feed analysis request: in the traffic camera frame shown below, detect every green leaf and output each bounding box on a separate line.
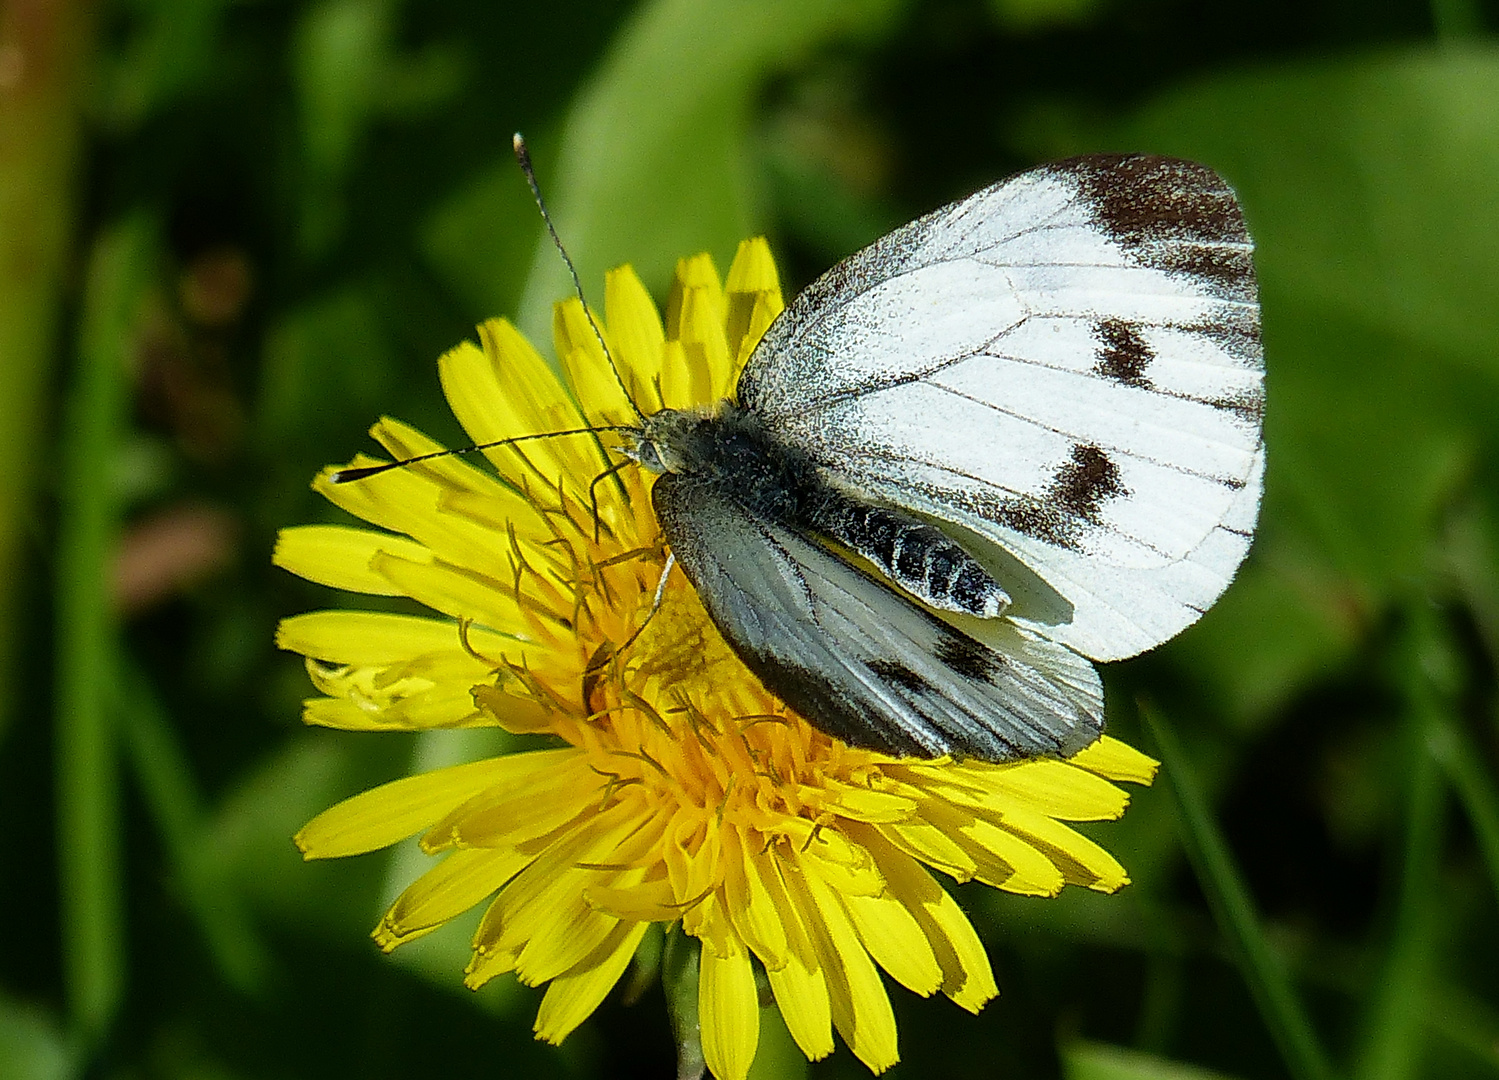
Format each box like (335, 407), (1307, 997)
(256, 287), (399, 449)
(1143, 705), (1334, 1080)
(1061, 1040), (1241, 1080)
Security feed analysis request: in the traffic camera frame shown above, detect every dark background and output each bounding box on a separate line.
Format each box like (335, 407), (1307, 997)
(2, 0), (1498, 1077)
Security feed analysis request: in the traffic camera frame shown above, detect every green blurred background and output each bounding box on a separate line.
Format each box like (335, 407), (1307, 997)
(3, 0), (1499, 1077)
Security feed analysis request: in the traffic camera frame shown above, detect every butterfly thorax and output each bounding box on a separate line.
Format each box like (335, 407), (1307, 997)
(633, 403), (827, 523)
(635, 404), (1010, 620)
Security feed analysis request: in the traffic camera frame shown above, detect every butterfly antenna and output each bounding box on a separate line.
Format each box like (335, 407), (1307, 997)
(329, 425), (636, 483)
(513, 133), (645, 424)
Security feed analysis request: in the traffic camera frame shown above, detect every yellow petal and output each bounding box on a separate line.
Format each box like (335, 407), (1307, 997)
(311, 462), (533, 582)
(671, 291), (730, 409)
(1070, 735), (1160, 785)
(908, 759), (1131, 821)
(603, 264), (667, 409)
(992, 806), (1131, 892)
(365, 415), (526, 508)
(841, 887), (943, 998)
(666, 252), (724, 339)
(766, 948), (835, 1062)
(447, 323), (580, 482)
(532, 920), (650, 1043)
(374, 847), (524, 950)
(517, 903), (625, 986)
(791, 853), (900, 1074)
(958, 815), (1065, 897)
(273, 525), (427, 596)
(425, 749), (599, 851)
(276, 610), (509, 665)
(700, 936), (761, 1080)
(724, 830), (789, 971)
(301, 682), (485, 732)
(883, 819), (978, 882)
(367, 552), (526, 634)
(554, 298), (653, 420)
(850, 826), (997, 1013)
(471, 802), (648, 958)
(724, 237), (783, 368)
(295, 756), (528, 859)
(584, 875), (681, 922)
(819, 779), (918, 823)
(727, 292), (784, 393)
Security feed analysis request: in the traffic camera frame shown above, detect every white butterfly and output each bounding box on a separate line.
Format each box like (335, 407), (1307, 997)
(622, 154), (1263, 763)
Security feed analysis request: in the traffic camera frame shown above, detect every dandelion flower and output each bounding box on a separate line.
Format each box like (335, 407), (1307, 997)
(275, 239), (1157, 1078)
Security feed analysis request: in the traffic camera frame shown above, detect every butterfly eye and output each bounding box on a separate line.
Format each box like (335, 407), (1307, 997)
(637, 441), (664, 473)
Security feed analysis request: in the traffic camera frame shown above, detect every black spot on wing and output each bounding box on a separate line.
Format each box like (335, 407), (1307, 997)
(868, 660), (931, 695)
(1055, 154), (1257, 303)
(1093, 318), (1154, 388)
(996, 443), (1127, 549)
(1055, 443), (1126, 522)
(933, 633), (1003, 682)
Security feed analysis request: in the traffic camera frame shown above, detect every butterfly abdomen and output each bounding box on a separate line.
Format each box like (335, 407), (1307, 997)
(813, 498), (1010, 619)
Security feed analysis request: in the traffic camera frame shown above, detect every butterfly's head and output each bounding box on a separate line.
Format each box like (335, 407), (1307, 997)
(624, 407), (711, 475)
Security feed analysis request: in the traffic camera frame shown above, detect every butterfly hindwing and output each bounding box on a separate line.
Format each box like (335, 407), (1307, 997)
(651, 473), (1104, 762)
(736, 154), (1264, 662)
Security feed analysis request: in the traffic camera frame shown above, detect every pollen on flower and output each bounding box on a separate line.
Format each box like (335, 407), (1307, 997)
(275, 238), (1157, 1080)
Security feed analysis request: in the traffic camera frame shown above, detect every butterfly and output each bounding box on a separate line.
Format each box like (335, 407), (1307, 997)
(623, 154), (1263, 764)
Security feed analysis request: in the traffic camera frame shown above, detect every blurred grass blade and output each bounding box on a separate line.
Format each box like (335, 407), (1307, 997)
(1352, 615), (1449, 1080)
(1424, 709), (1499, 910)
(55, 216), (156, 1045)
(1142, 705), (1334, 1080)
(1061, 1040), (1241, 1080)
(116, 660), (270, 995)
(1351, 752), (1440, 1080)
(0, 0), (92, 749)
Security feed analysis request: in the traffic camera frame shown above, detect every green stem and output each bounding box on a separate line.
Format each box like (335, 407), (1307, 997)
(662, 925), (706, 1080)
(55, 216), (155, 1046)
(1143, 704), (1335, 1080)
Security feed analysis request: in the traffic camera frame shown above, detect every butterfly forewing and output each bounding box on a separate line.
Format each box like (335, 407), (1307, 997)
(737, 155), (1264, 662)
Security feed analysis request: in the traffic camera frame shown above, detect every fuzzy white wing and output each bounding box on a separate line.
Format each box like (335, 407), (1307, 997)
(737, 155), (1263, 661)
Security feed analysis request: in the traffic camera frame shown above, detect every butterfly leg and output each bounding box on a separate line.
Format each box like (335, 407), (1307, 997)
(617, 552), (676, 657)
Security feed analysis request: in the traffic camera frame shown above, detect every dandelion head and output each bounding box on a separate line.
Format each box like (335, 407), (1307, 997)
(275, 239), (1157, 1078)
